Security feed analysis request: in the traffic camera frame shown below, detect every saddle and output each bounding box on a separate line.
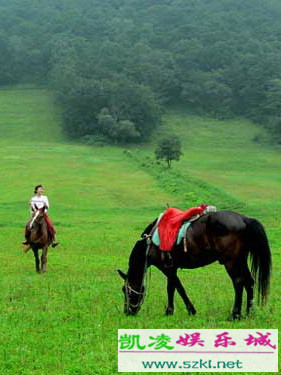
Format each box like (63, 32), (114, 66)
(150, 205), (216, 252)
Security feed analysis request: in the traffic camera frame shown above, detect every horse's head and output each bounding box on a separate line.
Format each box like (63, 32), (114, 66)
(29, 205), (46, 230)
(118, 269), (146, 316)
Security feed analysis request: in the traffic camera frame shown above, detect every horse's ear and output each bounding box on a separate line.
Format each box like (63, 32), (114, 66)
(117, 269), (127, 280)
(34, 204), (38, 211)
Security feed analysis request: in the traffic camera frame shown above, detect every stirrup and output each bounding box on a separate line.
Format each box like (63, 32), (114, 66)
(51, 242), (59, 248)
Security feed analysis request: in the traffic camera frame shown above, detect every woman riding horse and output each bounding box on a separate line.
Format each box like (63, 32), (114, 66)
(23, 184), (58, 248)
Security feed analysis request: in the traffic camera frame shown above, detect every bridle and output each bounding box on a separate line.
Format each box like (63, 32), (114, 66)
(124, 280), (146, 313)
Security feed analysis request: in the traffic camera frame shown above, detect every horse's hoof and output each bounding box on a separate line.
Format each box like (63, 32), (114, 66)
(227, 314), (241, 321)
(188, 307), (197, 315)
(165, 307), (174, 316)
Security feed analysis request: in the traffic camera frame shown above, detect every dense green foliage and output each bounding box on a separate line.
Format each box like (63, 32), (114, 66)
(1, 0), (281, 141)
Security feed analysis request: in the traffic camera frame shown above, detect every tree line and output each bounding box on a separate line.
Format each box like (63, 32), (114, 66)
(1, 0), (281, 143)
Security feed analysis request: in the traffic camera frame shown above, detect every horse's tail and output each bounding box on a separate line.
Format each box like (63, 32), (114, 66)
(245, 218), (271, 305)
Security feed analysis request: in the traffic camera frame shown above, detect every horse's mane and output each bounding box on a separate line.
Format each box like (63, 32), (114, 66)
(127, 239), (147, 280)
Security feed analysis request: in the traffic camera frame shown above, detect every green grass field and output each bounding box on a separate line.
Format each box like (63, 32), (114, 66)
(0, 88), (279, 374)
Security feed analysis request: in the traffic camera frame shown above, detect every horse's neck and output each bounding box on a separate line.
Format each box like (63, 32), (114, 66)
(128, 239), (147, 289)
(41, 220), (49, 239)
(31, 220), (48, 240)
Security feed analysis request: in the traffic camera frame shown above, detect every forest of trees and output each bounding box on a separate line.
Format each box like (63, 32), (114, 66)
(1, 0), (281, 143)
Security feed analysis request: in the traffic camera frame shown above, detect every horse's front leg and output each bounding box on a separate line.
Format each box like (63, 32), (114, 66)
(174, 275), (196, 315)
(33, 249), (40, 273)
(40, 246), (48, 273)
(164, 271), (196, 316)
(165, 276), (176, 315)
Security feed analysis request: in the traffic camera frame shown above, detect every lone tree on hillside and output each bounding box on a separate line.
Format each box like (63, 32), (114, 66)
(155, 136), (183, 168)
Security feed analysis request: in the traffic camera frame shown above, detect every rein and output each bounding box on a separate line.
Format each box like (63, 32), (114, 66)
(29, 210), (40, 229)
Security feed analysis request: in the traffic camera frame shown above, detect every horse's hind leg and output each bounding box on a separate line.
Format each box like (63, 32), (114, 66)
(40, 246), (48, 273)
(225, 262), (245, 320)
(244, 267), (254, 315)
(33, 249), (40, 273)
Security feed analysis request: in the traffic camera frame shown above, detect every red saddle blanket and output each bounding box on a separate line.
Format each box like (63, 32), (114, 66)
(158, 205), (208, 251)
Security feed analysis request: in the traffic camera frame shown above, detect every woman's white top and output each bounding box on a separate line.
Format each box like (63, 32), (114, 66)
(30, 195), (49, 213)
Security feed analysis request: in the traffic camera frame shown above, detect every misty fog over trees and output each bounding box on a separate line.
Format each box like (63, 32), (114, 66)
(1, 0), (281, 143)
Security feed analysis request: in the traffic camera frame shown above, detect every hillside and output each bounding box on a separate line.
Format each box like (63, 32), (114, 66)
(0, 87), (279, 375)
(157, 113), (281, 214)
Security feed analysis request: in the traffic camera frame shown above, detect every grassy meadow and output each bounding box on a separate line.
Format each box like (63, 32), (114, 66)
(0, 88), (280, 374)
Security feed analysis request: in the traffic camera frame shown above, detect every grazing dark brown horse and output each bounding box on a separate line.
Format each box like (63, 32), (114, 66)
(118, 210), (271, 320)
(23, 206), (52, 273)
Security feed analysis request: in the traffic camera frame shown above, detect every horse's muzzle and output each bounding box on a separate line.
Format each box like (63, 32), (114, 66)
(124, 306), (139, 316)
